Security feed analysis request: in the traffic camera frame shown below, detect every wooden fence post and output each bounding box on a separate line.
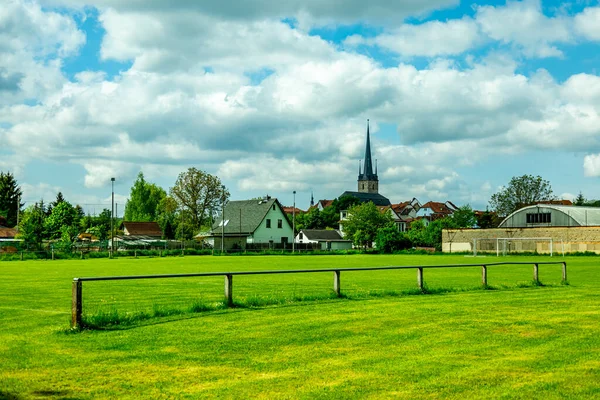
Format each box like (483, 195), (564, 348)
(562, 262), (567, 283)
(533, 263), (539, 283)
(482, 265), (487, 286)
(52, 248), (54, 260)
(20, 252), (23, 261)
(417, 267), (424, 290)
(333, 270), (341, 297)
(224, 274), (233, 307)
(72, 279), (82, 329)
(80, 251), (83, 259)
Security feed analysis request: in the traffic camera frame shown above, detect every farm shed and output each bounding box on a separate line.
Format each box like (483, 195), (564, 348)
(295, 229), (353, 250)
(120, 222), (163, 239)
(499, 205), (600, 228)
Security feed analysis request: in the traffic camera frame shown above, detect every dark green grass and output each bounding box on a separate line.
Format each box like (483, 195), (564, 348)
(0, 255), (598, 399)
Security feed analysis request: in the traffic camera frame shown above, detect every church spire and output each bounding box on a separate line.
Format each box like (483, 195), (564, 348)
(363, 119), (374, 177)
(357, 119), (379, 194)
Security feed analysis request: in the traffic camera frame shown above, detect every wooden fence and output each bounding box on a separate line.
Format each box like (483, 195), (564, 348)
(71, 261), (567, 328)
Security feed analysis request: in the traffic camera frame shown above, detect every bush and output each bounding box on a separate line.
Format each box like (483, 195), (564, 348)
(376, 226), (412, 253)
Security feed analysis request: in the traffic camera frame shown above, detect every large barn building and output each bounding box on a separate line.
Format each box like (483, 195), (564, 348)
(442, 205), (600, 255)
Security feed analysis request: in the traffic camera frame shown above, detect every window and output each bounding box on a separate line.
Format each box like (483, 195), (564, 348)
(272, 204), (276, 210)
(281, 237), (288, 244)
(299, 232), (303, 240)
(526, 213), (551, 224)
(277, 219), (282, 228)
(266, 219), (271, 228)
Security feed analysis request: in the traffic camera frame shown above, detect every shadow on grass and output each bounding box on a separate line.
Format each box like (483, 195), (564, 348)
(65, 280), (560, 332)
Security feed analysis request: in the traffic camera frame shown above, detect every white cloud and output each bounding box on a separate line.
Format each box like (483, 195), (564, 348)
(475, 0), (572, 58)
(42, 0), (458, 26)
(584, 154), (600, 177)
(574, 6), (600, 41)
(346, 17), (481, 57)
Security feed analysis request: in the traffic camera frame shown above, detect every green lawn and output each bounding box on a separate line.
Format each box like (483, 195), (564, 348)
(1, 254), (599, 399)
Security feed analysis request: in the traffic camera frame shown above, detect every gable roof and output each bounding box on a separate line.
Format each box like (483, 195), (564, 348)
(340, 191), (391, 206)
(300, 229), (348, 241)
(212, 198), (290, 235)
(421, 201), (457, 215)
(0, 227), (18, 239)
(282, 206), (305, 215)
(121, 222), (163, 237)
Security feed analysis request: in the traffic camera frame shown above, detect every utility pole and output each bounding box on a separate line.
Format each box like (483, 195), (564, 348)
(292, 190), (296, 253)
(221, 185), (225, 254)
(111, 177), (115, 257)
(16, 194), (20, 231)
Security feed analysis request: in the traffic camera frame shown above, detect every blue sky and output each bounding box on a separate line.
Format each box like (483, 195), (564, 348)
(2, 0), (600, 215)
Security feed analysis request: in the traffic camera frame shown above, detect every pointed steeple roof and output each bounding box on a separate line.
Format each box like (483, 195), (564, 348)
(359, 119), (378, 181)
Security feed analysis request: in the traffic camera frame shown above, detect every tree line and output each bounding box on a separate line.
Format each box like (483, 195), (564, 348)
(1, 169), (599, 252)
(0, 168), (228, 250)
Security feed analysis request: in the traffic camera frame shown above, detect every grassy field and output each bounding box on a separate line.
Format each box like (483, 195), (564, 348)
(0, 254), (599, 399)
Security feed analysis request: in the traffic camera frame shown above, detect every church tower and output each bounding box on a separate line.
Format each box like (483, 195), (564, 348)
(358, 120), (379, 194)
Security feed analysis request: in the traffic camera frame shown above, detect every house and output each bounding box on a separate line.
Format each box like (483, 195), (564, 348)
(0, 227), (17, 240)
(416, 201), (458, 224)
(120, 222), (163, 239)
(309, 199), (334, 211)
(212, 196), (294, 250)
(282, 206), (305, 216)
(391, 198), (421, 231)
(295, 229), (352, 250)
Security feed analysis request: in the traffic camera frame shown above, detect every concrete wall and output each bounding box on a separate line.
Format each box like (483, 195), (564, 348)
(320, 241), (353, 250)
(443, 226), (600, 254)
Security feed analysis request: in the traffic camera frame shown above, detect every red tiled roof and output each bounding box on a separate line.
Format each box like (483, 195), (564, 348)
(421, 201), (455, 215)
(121, 222), (163, 237)
(319, 199), (334, 208)
(282, 206), (305, 215)
(391, 201), (410, 214)
(0, 227), (17, 239)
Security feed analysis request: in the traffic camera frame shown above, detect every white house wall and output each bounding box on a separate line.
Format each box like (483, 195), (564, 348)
(251, 204), (294, 244)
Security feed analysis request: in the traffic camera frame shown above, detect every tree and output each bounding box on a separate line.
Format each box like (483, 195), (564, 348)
(406, 219), (427, 247)
(46, 192), (65, 217)
(574, 192), (586, 206)
(424, 217), (457, 251)
(124, 172), (167, 222)
(489, 175), (555, 216)
(89, 209), (111, 241)
(376, 225), (411, 253)
(44, 201), (78, 240)
(451, 205), (477, 228)
(0, 171), (23, 227)
(17, 202), (46, 249)
(475, 209), (501, 229)
(170, 168), (229, 232)
(156, 196), (179, 239)
(341, 202), (393, 248)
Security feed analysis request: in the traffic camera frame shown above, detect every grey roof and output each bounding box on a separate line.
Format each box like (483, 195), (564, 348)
(340, 191), (391, 206)
(212, 198), (290, 235)
(500, 205), (600, 227)
(301, 229), (348, 241)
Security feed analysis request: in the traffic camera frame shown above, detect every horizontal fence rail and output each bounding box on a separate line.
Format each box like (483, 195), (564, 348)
(71, 261), (567, 328)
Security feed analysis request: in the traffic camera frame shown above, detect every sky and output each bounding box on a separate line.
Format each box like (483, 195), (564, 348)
(1, 0), (600, 216)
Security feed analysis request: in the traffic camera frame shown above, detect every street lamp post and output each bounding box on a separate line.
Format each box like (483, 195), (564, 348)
(292, 191), (296, 253)
(221, 185), (225, 254)
(111, 177), (115, 258)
